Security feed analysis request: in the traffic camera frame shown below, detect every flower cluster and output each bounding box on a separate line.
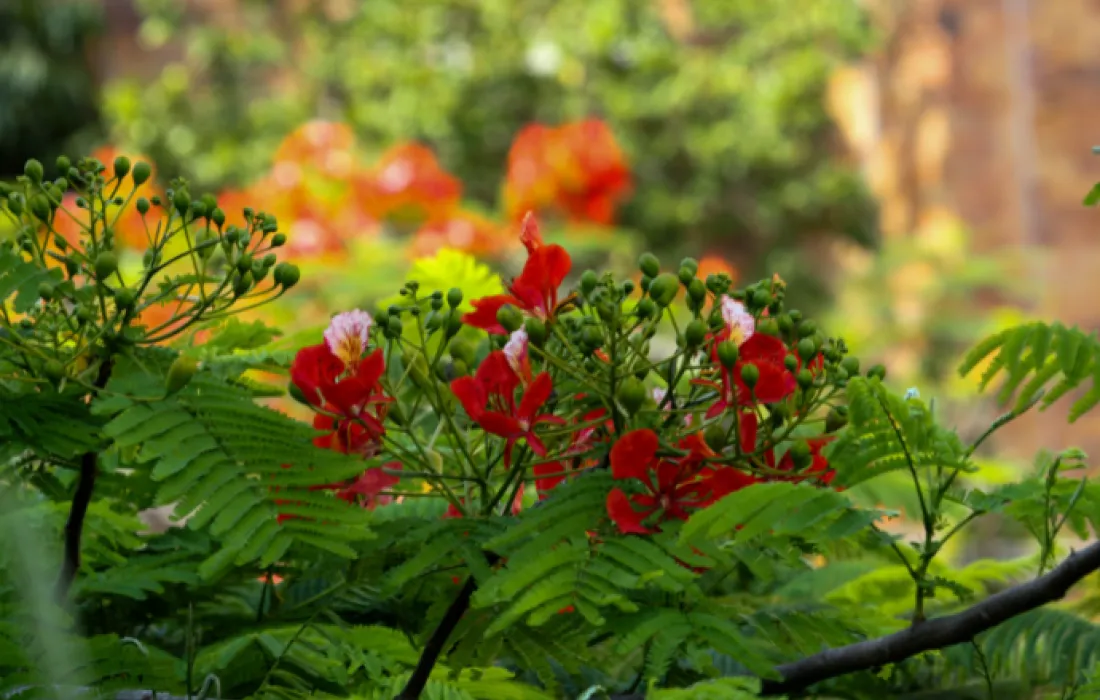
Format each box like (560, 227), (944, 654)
(286, 212), (866, 539)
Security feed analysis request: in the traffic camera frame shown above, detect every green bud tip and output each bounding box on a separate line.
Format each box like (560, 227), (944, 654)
(131, 161), (152, 186)
(638, 252), (660, 278)
(716, 341), (739, 369)
(113, 156), (131, 178)
(24, 159), (44, 183)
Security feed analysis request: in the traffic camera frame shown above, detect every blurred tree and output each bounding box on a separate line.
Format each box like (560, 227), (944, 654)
(0, 0), (104, 178)
(107, 0), (877, 309)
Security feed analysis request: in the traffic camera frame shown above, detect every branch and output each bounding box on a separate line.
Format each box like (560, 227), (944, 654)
(760, 540), (1100, 694)
(396, 552), (502, 699)
(54, 358), (113, 602)
(603, 541), (1100, 699)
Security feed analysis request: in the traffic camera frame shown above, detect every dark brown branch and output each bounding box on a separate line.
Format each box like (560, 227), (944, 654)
(396, 552), (502, 699)
(760, 540), (1100, 694)
(54, 358), (113, 602)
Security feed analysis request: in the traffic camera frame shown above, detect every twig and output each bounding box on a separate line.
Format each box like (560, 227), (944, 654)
(759, 540), (1100, 694)
(396, 553), (501, 699)
(54, 358), (113, 602)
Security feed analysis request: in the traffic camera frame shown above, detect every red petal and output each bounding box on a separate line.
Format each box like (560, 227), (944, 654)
(462, 295), (523, 335)
(535, 461), (567, 496)
(705, 467), (758, 499)
(610, 429), (659, 482)
(519, 211), (543, 253)
(518, 372), (553, 419)
(476, 350), (521, 397)
(526, 432), (548, 457)
(739, 411), (759, 453)
(607, 489), (653, 535)
(451, 376), (487, 419)
(739, 333), (788, 364)
(477, 411), (524, 437)
(290, 343), (345, 407)
(349, 349), (386, 387)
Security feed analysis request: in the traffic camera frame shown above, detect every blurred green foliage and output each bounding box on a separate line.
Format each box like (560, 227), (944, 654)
(0, 0), (103, 178)
(106, 0), (878, 310)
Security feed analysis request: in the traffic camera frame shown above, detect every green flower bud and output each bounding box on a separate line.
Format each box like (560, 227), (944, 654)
(64, 258), (79, 277)
(797, 368), (813, 389)
(211, 207), (226, 227)
(37, 281), (54, 301)
(190, 201), (207, 218)
(24, 159), (44, 184)
(28, 194), (51, 221)
(825, 407), (849, 433)
(131, 161), (152, 186)
(680, 257), (699, 274)
(751, 289), (771, 309)
(445, 311), (463, 338)
(581, 325), (603, 351)
(386, 315), (404, 336)
(580, 269), (599, 296)
(639, 275), (653, 293)
(42, 359), (65, 384)
(524, 317), (547, 346)
(496, 304), (524, 333)
(7, 193), (24, 216)
(740, 363), (760, 388)
(622, 280), (635, 296)
(617, 376), (647, 416)
(273, 262), (300, 288)
(114, 287), (137, 309)
(797, 338), (816, 360)
(704, 424), (727, 452)
(172, 188), (191, 216)
(75, 306), (94, 324)
(840, 356), (860, 375)
(788, 441), (813, 470)
(113, 156), (131, 179)
(684, 319), (707, 347)
(757, 318), (779, 336)
(236, 253), (253, 272)
(635, 297), (657, 320)
(778, 313), (794, 334)
(93, 251), (118, 280)
(639, 252), (660, 278)
(55, 155), (71, 172)
(867, 364), (887, 380)
(717, 341), (739, 369)
(688, 278), (707, 303)
(136, 197), (150, 215)
(271, 233), (287, 247)
(677, 266), (695, 286)
(165, 355), (199, 395)
(798, 320), (817, 338)
(446, 287), (464, 309)
(233, 271), (253, 297)
(262, 253), (277, 268)
(649, 273), (679, 307)
(783, 354), (798, 371)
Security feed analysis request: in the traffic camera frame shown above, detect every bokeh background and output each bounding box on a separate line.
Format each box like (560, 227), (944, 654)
(3, 0), (1098, 555)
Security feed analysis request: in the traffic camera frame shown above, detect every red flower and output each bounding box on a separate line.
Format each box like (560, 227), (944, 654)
(291, 343), (391, 455)
(451, 351), (565, 466)
(332, 463), (401, 507)
(606, 429), (743, 535)
(503, 120), (631, 225)
(695, 334), (796, 418)
(463, 214), (572, 334)
(357, 142), (461, 225)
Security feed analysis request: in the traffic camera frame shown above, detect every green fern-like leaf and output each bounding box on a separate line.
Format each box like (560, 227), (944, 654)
(93, 349), (374, 579)
(0, 385), (104, 460)
(0, 246), (64, 313)
(827, 377), (970, 488)
(960, 322), (1100, 422)
(679, 480), (873, 546)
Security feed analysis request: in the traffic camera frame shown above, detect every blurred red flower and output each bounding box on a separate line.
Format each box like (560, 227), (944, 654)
(503, 120), (631, 226)
(357, 143), (462, 225)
